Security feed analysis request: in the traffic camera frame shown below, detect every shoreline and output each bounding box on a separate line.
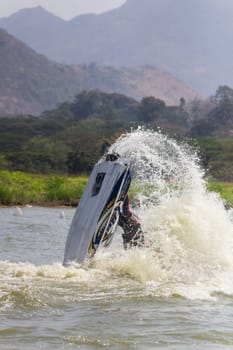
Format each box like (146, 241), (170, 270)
(0, 171), (232, 209)
(0, 202), (78, 208)
(0, 200), (232, 210)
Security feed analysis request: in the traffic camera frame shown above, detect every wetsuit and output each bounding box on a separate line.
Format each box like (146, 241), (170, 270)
(118, 194), (144, 249)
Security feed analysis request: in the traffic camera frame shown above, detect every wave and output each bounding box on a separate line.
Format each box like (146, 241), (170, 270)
(1, 128), (233, 304)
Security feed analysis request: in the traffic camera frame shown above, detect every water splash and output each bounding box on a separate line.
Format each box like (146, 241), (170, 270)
(106, 128), (233, 299)
(108, 127), (205, 207)
(1, 128), (233, 303)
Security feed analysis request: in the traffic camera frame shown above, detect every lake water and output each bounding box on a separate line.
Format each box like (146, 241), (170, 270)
(1, 129), (233, 349)
(0, 206), (233, 350)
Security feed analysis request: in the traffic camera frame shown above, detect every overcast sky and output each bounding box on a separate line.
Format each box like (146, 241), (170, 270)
(0, 0), (127, 19)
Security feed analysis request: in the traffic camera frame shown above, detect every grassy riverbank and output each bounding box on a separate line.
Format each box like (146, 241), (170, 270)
(0, 171), (87, 206)
(0, 171), (233, 207)
(207, 181), (233, 208)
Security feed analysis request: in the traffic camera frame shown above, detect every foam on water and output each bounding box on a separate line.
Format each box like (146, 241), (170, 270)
(101, 128), (233, 299)
(1, 128), (233, 304)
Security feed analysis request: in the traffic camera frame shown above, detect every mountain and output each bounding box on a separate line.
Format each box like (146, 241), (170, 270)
(0, 6), (65, 52)
(0, 28), (82, 115)
(0, 28), (197, 115)
(71, 64), (198, 106)
(1, 0), (233, 94)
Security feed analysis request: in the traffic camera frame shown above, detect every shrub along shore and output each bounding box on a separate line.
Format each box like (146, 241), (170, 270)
(0, 170), (233, 208)
(0, 171), (87, 207)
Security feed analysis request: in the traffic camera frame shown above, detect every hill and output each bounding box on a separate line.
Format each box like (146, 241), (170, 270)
(0, 28), (81, 115)
(1, 0), (233, 94)
(0, 28), (197, 115)
(71, 64), (198, 106)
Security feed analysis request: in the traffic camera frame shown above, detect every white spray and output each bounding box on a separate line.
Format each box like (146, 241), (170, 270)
(1, 128), (233, 302)
(102, 128), (233, 298)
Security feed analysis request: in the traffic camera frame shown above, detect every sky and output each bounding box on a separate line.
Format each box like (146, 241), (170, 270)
(0, 0), (127, 20)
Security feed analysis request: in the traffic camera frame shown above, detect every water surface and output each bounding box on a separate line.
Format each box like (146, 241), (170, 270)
(1, 130), (233, 349)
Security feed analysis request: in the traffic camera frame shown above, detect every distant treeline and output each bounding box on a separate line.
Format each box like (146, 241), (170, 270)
(1, 88), (233, 181)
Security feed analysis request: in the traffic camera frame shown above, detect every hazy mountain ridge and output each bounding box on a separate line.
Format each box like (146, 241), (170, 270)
(1, 0), (233, 93)
(0, 28), (80, 115)
(72, 64), (198, 106)
(0, 28), (198, 115)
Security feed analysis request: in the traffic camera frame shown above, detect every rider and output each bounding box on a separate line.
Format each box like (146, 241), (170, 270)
(106, 152), (144, 249)
(119, 193), (145, 249)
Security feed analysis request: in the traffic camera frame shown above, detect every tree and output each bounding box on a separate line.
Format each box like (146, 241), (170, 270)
(71, 90), (96, 119)
(139, 97), (166, 122)
(214, 85), (233, 105)
(179, 97), (186, 110)
(211, 86), (233, 124)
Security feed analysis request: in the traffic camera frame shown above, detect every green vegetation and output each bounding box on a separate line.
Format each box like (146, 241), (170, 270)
(0, 170), (232, 207)
(189, 86), (233, 137)
(1, 87), (233, 184)
(0, 90), (189, 176)
(1, 17), (233, 201)
(197, 138), (233, 182)
(207, 182), (233, 207)
(0, 170), (87, 206)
